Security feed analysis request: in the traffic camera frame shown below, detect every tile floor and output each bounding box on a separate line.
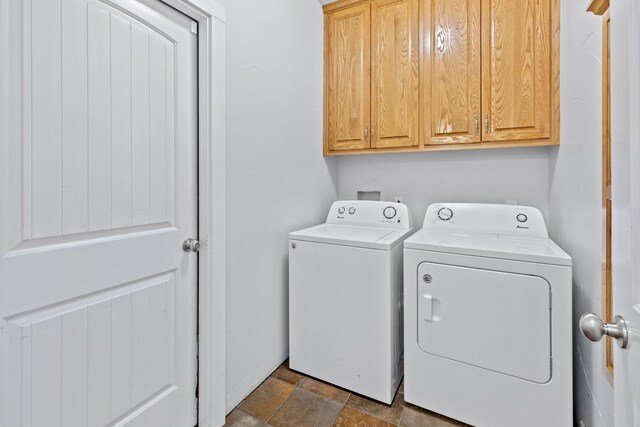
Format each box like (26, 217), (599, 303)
(224, 361), (471, 427)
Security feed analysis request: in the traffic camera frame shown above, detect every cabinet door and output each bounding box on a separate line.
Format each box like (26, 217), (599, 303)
(424, 0), (481, 145)
(326, 4), (371, 152)
(481, 0), (551, 142)
(371, 0), (419, 149)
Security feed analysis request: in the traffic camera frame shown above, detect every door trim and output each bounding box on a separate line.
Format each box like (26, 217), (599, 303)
(0, 1), (227, 426)
(155, 2), (227, 426)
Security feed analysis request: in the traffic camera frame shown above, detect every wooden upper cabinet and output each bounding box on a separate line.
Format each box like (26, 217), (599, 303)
(481, 0), (552, 142)
(424, 0), (481, 145)
(371, 0), (419, 149)
(323, 0), (559, 155)
(326, 4), (371, 151)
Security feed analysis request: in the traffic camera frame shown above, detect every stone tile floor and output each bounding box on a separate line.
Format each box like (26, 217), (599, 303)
(224, 361), (471, 427)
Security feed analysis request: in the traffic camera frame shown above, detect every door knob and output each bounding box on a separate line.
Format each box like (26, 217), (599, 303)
(182, 238), (200, 253)
(579, 313), (629, 349)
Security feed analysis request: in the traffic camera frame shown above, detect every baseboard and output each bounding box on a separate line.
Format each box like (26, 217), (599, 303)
(225, 348), (288, 414)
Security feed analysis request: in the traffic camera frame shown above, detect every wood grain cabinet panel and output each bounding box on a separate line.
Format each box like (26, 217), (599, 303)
(424, 0), (481, 145)
(481, 0), (552, 142)
(323, 0), (559, 155)
(326, 4), (371, 151)
(371, 0), (419, 148)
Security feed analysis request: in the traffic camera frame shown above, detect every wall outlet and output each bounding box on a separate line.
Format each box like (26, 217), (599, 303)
(394, 196), (404, 204)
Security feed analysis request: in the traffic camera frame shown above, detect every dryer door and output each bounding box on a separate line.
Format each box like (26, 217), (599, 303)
(417, 262), (551, 383)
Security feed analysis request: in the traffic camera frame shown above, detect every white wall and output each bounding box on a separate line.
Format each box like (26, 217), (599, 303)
(216, 0), (338, 411)
(337, 148), (551, 227)
(548, 1), (613, 426)
(219, 0), (614, 424)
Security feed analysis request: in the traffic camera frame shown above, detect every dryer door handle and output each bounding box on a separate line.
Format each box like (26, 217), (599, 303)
(422, 294), (433, 321)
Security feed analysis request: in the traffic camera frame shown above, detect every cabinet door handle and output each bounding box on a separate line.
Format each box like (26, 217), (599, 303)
(474, 113), (479, 135)
(372, 126), (376, 142)
(364, 126), (369, 141)
(485, 113), (489, 135)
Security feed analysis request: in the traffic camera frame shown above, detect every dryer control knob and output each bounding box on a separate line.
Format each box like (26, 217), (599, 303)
(437, 207), (454, 221)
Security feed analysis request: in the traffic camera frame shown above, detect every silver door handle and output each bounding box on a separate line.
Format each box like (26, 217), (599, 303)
(182, 238), (200, 253)
(579, 313), (628, 349)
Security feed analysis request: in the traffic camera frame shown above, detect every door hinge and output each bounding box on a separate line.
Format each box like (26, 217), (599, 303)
(191, 21), (198, 35)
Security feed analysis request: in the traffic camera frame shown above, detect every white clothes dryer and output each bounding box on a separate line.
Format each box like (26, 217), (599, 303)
(403, 203), (572, 427)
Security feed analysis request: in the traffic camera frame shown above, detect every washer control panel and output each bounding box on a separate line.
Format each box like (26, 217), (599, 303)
(383, 206), (397, 219)
(327, 200), (413, 229)
(424, 203), (548, 238)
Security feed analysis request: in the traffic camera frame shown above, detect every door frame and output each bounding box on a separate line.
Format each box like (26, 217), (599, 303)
(0, 0), (227, 425)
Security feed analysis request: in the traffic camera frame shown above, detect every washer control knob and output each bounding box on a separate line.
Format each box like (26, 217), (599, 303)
(383, 206), (397, 219)
(516, 213), (528, 223)
(338, 207), (345, 214)
(437, 207), (454, 221)
(348, 207), (356, 215)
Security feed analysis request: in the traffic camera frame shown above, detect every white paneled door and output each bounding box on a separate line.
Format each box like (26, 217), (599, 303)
(0, 0), (199, 426)
(612, 1), (640, 426)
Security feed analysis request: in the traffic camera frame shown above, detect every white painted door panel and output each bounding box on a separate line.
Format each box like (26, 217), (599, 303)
(0, 0), (198, 426)
(612, 1), (640, 426)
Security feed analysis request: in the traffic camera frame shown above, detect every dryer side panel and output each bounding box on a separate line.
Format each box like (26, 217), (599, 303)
(417, 262), (551, 383)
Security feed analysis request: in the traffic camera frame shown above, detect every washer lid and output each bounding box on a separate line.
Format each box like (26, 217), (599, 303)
(290, 224), (414, 251)
(404, 229), (572, 266)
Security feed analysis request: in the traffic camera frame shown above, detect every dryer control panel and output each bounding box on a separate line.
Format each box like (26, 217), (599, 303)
(423, 203), (548, 238)
(327, 201), (413, 230)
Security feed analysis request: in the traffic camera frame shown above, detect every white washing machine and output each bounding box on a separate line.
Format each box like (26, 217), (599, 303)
(289, 200), (414, 404)
(403, 203), (572, 427)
